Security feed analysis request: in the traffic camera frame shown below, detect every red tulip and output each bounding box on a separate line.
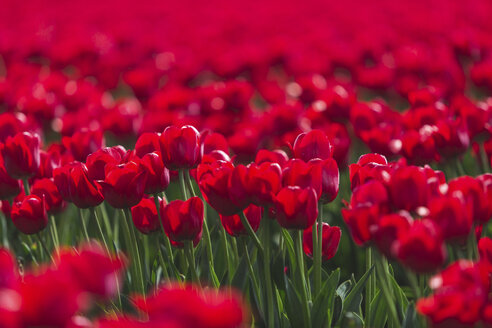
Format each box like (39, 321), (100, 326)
(479, 237), (492, 274)
(426, 195), (473, 242)
(0, 132), (40, 179)
(389, 165), (429, 211)
(131, 197), (161, 234)
(342, 205), (379, 246)
(311, 158), (339, 203)
(11, 195), (48, 234)
(372, 212), (412, 258)
(0, 156), (21, 200)
(254, 149), (289, 167)
(135, 132), (160, 158)
(197, 160), (240, 216)
(349, 153), (389, 190)
(139, 152), (170, 194)
(85, 146), (126, 181)
(99, 161), (146, 209)
(161, 197), (203, 243)
(417, 260), (489, 327)
(275, 186), (318, 230)
(63, 129), (104, 162)
(247, 162), (282, 207)
(220, 204), (262, 237)
(282, 159), (322, 199)
(160, 125), (201, 170)
(393, 219), (446, 273)
(448, 176), (490, 224)
(56, 243), (126, 298)
(303, 223), (341, 261)
(227, 165), (253, 211)
(200, 131), (229, 156)
(30, 178), (64, 214)
(68, 163), (104, 208)
(293, 130), (333, 162)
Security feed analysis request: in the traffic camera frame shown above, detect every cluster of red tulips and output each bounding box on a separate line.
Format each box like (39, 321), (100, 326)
(1, 0), (492, 327)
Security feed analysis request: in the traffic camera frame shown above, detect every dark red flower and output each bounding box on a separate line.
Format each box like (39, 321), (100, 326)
(448, 176), (490, 224)
(349, 153), (390, 190)
(342, 205), (379, 246)
(131, 197), (162, 234)
(11, 195), (48, 234)
(393, 219), (446, 273)
(389, 165), (429, 211)
(99, 161), (146, 209)
(293, 130), (333, 162)
(247, 162), (282, 207)
(426, 195), (473, 242)
(303, 223), (341, 261)
(372, 212), (412, 258)
(161, 197), (203, 243)
(85, 146), (126, 181)
(220, 204), (262, 237)
(311, 158), (339, 203)
(275, 186), (318, 230)
(63, 129), (104, 162)
(197, 160), (240, 216)
(160, 125), (201, 170)
(282, 159), (322, 199)
(254, 149), (289, 167)
(56, 242), (126, 299)
(30, 178), (64, 214)
(68, 163), (104, 209)
(139, 152), (170, 195)
(135, 132), (161, 158)
(200, 131), (229, 156)
(417, 260), (489, 327)
(0, 132), (40, 179)
(0, 156), (21, 200)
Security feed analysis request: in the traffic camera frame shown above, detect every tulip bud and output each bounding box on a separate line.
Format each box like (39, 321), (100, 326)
(135, 132), (160, 158)
(68, 163), (104, 209)
(0, 132), (40, 179)
(275, 186), (318, 230)
(85, 146), (126, 181)
(293, 130), (332, 162)
(393, 219), (446, 273)
(0, 157), (21, 200)
(161, 197), (204, 244)
(99, 161), (146, 209)
(30, 178), (64, 214)
(220, 204), (262, 237)
(139, 152), (170, 194)
(63, 129), (104, 162)
(303, 223), (341, 261)
(389, 165), (429, 211)
(131, 197), (161, 234)
(11, 195), (48, 234)
(160, 125), (201, 170)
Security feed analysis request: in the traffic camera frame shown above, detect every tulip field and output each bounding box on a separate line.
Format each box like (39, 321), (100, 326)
(2, 0), (492, 327)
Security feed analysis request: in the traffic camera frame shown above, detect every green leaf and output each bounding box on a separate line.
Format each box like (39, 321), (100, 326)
(312, 268), (340, 327)
(284, 277), (304, 328)
(368, 290), (387, 328)
(281, 229), (297, 273)
(388, 267), (409, 320)
(402, 302), (419, 328)
(342, 265), (375, 315)
(337, 280), (352, 301)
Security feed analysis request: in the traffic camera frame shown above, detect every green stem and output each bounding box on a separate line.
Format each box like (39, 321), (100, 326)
(220, 225), (233, 285)
(240, 237), (263, 311)
(178, 170), (189, 199)
(313, 203), (322, 295)
(125, 208), (146, 294)
(22, 179), (30, 195)
(78, 208), (90, 242)
(184, 240), (200, 286)
(467, 229), (478, 260)
(239, 212), (263, 252)
(295, 230), (312, 328)
(480, 142), (490, 173)
(374, 252), (399, 326)
(121, 208), (146, 295)
(184, 172), (215, 269)
(262, 219), (275, 328)
(36, 232), (54, 263)
(365, 247), (374, 324)
(153, 234), (169, 280)
(154, 194), (182, 281)
(91, 207), (111, 254)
